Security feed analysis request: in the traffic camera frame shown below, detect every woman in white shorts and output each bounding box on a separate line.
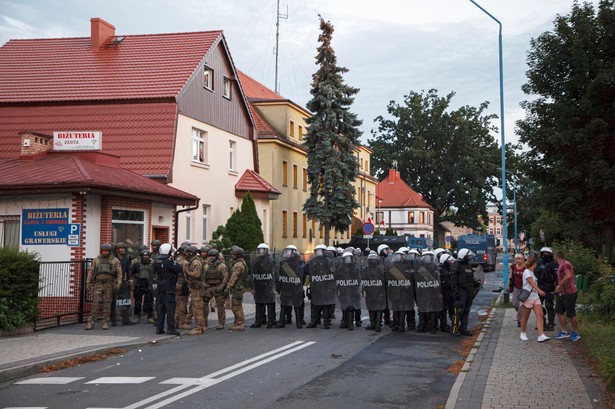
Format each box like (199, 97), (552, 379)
(520, 256), (550, 342)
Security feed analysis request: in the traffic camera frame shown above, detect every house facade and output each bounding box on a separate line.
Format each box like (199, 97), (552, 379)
(376, 168), (435, 241)
(0, 18), (277, 249)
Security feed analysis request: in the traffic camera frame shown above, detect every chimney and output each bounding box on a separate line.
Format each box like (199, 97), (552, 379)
(90, 18), (115, 50)
(20, 132), (52, 156)
(389, 168), (396, 184)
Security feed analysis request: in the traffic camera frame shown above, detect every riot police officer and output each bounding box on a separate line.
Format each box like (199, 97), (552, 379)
(277, 245), (306, 328)
(336, 248), (361, 330)
(152, 243), (182, 336)
(361, 251), (386, 332)
(251, 243), (277, 328)
(228, 247), (248, 331)
(438, 253), (456, 332)
(112, 242), (133, 326)
(451, 248), (478, 336)
(307, 244), (336, 329)
(85, 243), (122, 330)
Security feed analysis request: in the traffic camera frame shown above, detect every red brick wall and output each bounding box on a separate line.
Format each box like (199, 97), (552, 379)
(100, 197), (153, 245)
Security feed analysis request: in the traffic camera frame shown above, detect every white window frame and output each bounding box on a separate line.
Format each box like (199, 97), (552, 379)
(223, 76), (231, 99)
(229, 140), (236, 171)
(0, 215), (20, 248)
(202, 205), (210, 243)
(112, 208), (146, 246)
(185, 214), (192, 241)
(192, 128), (207, 165)
(204, 66), (213, 90)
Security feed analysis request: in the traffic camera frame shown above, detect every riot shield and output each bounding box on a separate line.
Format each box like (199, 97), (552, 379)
(414, 259), (444, 313)
(472, 263), (485, 299)
(334, 255), (361, 310)
(308, 255), (337, 306)
(361, 257), (387, 311)
(250, 253), (276, 304)
(277, 255), (305, 307)
(385, 257), (414, 311)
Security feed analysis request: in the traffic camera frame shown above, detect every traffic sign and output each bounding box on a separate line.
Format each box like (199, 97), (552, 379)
(362, 222), (375, 235)
(445, 236), (452, 243)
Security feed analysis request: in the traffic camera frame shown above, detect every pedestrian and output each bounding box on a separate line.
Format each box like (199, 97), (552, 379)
(519, 256), (550, 342)
(85, 243), (122, 330)
(507, 253), (526, 327)
(554, 250), (581, 341)
(227, 247), (247, 331)
(152, 243), (182, 336)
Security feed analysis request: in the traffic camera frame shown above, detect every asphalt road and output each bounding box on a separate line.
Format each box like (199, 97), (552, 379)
(0, 259), (504, 409)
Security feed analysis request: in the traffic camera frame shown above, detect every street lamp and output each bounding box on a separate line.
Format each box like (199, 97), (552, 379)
(499, 167), (518, 253)
(469, 0), (509, 302)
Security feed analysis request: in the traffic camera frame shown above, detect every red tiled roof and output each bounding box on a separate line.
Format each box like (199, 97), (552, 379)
(235, 169), (281, 195)
(247, 103), (279, 138)
(0, 103), (177, 176)
(237, 71), (284, 101)
(0, 31), (222, 102)
(0, 152), (198, 205)
(377, 169), (434, 210)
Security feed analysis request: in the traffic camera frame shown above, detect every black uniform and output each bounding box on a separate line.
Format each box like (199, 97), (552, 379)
(535, 255), (558, 329)
(153, 254), (182, 335)
(451, 260), (477, 336)
(131, 260), (154, 321)
(111, 252), (133, 325)
(439, 261), (455, 332)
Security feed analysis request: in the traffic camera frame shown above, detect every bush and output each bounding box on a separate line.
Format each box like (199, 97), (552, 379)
(553, 239), (603, 283)
(0, 247), (40, 330)
(580, 260), (615, 319)
(385, 228), (397, 236)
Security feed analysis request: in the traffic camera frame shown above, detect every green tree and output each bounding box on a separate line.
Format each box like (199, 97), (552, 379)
(517, 0), (615, 260)
(237, 192), (264, 253)
(369, 89), (501, 243)
(303, 17), (362, 245)
(210, 225), (232, 255)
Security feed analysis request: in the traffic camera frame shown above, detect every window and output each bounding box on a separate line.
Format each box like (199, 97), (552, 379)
(282, 161), (288, 186)
(289, 120), (295, 138)
(365, 160), (368, 172)
(112, 209), (145, 246)
(202, 205), (210, 242)
(408, 212), (415, 224)
(192, 128), (207, 164)
(419, 212), (425, 224)
(282, 211), (288, 238)
(185, 214), (192, 241)
(302, 213), (307, 238)
(229, 140), (236, 170)
(319, 223), (323, 239)
(292, 164), (298, 189)
(293, 212), (298, 238)
(360, 158), (364, 169)
(497, 216), (503, 225)
(204, 66), (213, 90)
(489, 227), (494, 234)
(0, 216), (19, 248)
(496, 227), (501, 235)
(302, 168), (308, 191)
(376, 212), (384, 225)
(223, 77), (231, 99)
(298, 125), (303, 141)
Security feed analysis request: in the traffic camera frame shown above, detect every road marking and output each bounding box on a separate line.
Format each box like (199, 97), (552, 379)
(3, 407), (47, 409)
(86, 377), (154, 384)
(15, 377), (83, 385)
(122, 340), (316, 409)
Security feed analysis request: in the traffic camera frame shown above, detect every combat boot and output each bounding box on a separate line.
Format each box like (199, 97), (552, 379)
(188, 327), (202, 336)
(294, 307), (302, 328)
(132, 315), (141, 324)
(396, 312), (406, 332)
(147, 317), (155, 324)
(85, 319), (94, 330)
(347, 310), (354, 331)
(355, 309), (362, 327)
(374, 311), (383, 332)
(365, 311), (376, 330)
(216, 323), (225, 330)
(102, 319), (110, 330)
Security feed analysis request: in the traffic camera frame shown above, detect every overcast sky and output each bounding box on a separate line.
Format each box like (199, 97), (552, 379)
(0, 0), (597, 148)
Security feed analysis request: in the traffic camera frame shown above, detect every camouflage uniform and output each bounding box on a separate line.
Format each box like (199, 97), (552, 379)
(186, 253), (205, 335)
(203, 256), (228, 330)
(175, 253), (190, 329)
(228, 256), (247, 331)
(86, 253), (122, 330)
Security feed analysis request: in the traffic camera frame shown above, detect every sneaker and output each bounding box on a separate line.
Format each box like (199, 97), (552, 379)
(537, 334), (550, 342)
(555, 331), (571, 340)
(520, 332), (529, 341)
(570, 331), (581, 342)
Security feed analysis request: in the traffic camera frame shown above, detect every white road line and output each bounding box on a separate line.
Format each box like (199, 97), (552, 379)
(86, 377), (154, 384)
(15, 377), (84, 385)
(146, 341), (316, 409)
(3, 407), (47, 409)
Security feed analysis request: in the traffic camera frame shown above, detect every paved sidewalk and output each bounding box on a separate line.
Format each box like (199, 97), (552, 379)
(447, 306), (599, 409)
(0, 302), (255, 385)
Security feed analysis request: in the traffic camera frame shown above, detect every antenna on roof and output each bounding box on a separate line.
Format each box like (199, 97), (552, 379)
(274, 0), (288, 94)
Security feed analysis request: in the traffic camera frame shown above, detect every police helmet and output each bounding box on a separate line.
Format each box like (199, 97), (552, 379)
(283, 244), (298, 258)
(314, 244), (327, 257)
(326, 246), (337, 253)
(377, 244), (389, 255)
(159, 243), (172, 256)
(540, 247), (553, 254)
(439, 253), (454, 265)
(232, 247), (244, 258)
(100, 243), (113, 252)
(337, 247), (344, 255)
(421, 250), (436, 264)
(457, 248), (475, 261)
(433, 248), (446, 258)
(398, 246), (410, 254)
(140, 249), (151, 258)
(257, 243), (269, 255)
(208, 249), (219, 258)
(392, 250), (405, 262)
(367, 251), (379, 260)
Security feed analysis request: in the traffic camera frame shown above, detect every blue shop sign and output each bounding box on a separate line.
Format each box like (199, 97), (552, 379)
(22, 208), (69, 245)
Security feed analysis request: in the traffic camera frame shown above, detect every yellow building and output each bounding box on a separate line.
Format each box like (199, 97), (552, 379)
(238, 71), (377, 253)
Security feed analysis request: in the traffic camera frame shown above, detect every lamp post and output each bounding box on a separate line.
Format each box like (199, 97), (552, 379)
(469, 0), (509, 302)
(499, 168), (518, 254)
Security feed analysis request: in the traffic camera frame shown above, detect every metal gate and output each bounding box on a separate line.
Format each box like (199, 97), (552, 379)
(35, 259), (92, 330)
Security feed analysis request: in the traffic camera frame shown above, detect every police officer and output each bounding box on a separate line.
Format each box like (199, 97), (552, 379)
(203, 249), (228, 330)
(439, 253), (456, 332)
(185, 246), (206, 335)
(251, 243), (277, 328)
(535, 247), (558, 331)
(152, 243), (182, 336)
(378, 244), (393, 326)
(174, 244), (191, 330)
(307, 244), (336, 329)
(451, 248), (477, 336)
(227, 247), (248, 331)
(130, 249), (154, 324)
(112, 242), (133, 326)
(277, 244), (306, 328)
(85, 243), (122, 330)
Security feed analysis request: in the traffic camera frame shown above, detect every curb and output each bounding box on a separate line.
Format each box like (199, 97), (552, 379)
(444, 292), (503, 409)
(0, 335), (174, 386)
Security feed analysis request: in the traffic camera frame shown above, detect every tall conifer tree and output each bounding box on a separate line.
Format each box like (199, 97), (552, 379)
(303, 17), (362, 245)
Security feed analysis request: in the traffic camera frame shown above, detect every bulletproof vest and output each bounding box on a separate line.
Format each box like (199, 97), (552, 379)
(231, 259), (247, 289)
(439, 265), (451, 288)
(460, 263), (475, 288)
(188, 258), (204, 281)
(204, 261), (223, 284)
(95, 257), (116, 277)
(137, 262), (152, 280)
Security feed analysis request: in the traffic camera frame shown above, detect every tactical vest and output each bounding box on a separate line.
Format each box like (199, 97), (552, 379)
(137, 263), (152, 280)
(204, 261), (223, 285)
(231, 259), (248, 289)
(460, 264), (475, 288)
(95, 257), (116, 278)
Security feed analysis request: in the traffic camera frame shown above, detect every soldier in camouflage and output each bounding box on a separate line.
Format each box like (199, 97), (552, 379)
(85, 243), (122, 330)
(174, 243), (191, 330)
(203, 249), (228, 330)
(184, 246), (206, 335)
(227, 247), (247, 331)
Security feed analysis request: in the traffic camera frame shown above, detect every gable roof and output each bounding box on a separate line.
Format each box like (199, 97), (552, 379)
(235, 169), (281, 196)
(0, 152), (198, 205)
(377, 169), (434, 210)
(237, 71), (284, 101)
(0, 30), (222, 103)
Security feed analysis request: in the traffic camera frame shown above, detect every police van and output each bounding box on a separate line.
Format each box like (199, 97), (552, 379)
(457, 234), (497, 271)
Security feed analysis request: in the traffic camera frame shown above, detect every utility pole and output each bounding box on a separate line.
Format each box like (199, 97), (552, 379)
(274, 0), (288, 94)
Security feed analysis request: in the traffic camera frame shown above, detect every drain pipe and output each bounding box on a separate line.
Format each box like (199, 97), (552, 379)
(174, 199), (200, 249)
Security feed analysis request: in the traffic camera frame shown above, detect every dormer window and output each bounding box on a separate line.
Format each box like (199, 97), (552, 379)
(204, 66), (213, 91)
